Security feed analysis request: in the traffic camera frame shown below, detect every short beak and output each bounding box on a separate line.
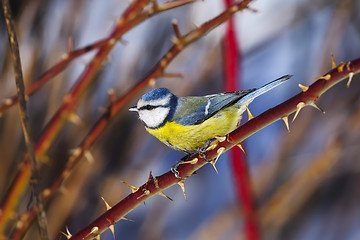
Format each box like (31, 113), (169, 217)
(129, 106), (138, 112)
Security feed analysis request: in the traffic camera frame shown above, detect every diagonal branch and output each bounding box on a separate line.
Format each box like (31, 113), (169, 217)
(69, 57), (359, 240)
(0, 0), (197, 115)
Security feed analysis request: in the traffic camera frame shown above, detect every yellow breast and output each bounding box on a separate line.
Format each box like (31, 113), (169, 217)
(146, 106), (243, 153)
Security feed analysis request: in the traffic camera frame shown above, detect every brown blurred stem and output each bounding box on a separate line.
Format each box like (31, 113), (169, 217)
(0, 0), (197, 115)
(1, 0), (49, 239)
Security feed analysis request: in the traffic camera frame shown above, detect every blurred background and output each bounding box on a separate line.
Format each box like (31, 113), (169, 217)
(0, 0), (360, 239)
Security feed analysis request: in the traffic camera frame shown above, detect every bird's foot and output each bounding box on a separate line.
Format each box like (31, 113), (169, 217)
(171, 153), (197, 179)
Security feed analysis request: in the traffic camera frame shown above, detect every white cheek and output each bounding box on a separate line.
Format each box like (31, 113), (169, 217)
(139, 107), (170, 128)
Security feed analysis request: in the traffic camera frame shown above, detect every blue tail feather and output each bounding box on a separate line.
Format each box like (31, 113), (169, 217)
(239, 75), (291, 104)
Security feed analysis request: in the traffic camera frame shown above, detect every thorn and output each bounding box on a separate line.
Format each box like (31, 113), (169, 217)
(108, 224), (115, 240)
(42, 188), (51, 199)
(153, 176), (171, 201)
(148, 171), (154, 182)
(281, 115), (290, 132)
(331, 54), (337, 68)
(108, 38), (116, 46)
(84, 150), (94, 164)
(237, 144), (247, 157)
(209, 161), (219, 174)
(108, 88), (117, 103)
(61, 226), (72, 239)
(70, 147), (82, 157)
(298, 84), (309, 92)
(68, 112), (83, 126)
(346, 61), (351, 71)
(177, 157), (198, 165)
(157, 191), (173, 201)
(148, 78), (156, 87)
(119, 38), (129, 46)
(316, 74), (331, 80)
(101, 197), (112, 211)
(171, 19), (182, 40)
(137, 189), (151, 199)
(292, 102), (305, 122)
(246, 6), (261, 14)
(86, 226), (99, 238)
(308, 102), (325, 114)
(210, 147), (226, 174)
(3, 98), (13, 106)
(337, 62), (346, 72)
(347, 72), (354, 88)
(215, 136), (226, 142)
(246, 105), (254, 120)
(162, 72), (184, 79)
(122, 216), (135, 222)
(121, 181), (139, 193)
(177, 180), (187, 200)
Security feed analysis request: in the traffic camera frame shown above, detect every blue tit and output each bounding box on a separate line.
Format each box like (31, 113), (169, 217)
(129, 75), (291, 154)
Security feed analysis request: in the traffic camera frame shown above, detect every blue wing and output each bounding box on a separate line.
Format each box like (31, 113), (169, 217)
(174, 90), (254, 125)
(173, 75), (291, 126)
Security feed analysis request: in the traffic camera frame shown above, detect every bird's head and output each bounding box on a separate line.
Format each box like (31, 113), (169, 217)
(129, 88), (178, 129)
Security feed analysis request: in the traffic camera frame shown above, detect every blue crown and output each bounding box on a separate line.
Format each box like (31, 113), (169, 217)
(141, 88), (172, 101)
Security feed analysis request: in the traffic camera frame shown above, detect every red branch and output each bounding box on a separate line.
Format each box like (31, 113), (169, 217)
(223, 0), (259, 239)
(69, 59), (359, 239)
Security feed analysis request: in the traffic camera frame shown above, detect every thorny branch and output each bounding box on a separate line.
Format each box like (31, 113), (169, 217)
(1, 0), (49, 239)
(68, 57), (359, 240)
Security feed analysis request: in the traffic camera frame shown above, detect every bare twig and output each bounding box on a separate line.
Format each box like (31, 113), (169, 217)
(1, 0), (49, 239)
(0, 0), (197, 116)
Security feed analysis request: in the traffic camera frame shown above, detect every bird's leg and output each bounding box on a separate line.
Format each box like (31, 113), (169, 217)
(171, 153), (197, 179)
(198, 138), (219, 162)
(199, 137), (227, 174)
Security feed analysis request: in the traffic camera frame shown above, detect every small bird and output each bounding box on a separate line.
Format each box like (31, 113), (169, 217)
(129, 75), (291, 154)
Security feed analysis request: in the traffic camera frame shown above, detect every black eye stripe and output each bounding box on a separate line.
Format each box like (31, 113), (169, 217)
(139, 105), (159, 111)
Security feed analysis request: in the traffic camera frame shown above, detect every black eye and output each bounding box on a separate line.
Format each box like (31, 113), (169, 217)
(140, 105), (156, 111)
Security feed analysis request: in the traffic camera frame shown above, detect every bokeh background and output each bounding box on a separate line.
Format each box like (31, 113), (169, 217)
(0, 0), (360, 239)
